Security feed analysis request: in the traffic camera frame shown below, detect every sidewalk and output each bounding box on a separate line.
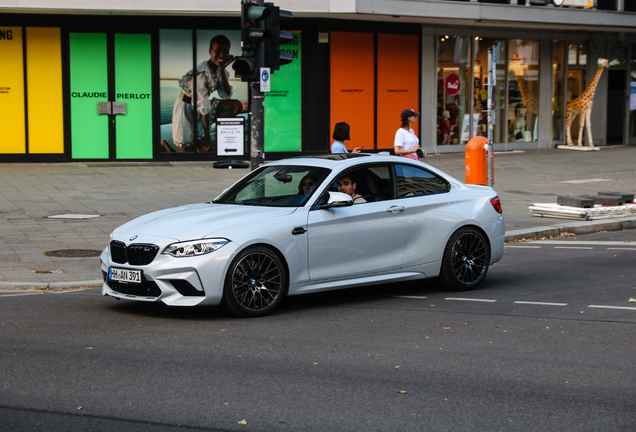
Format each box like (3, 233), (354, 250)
(1, 146), (635, 288)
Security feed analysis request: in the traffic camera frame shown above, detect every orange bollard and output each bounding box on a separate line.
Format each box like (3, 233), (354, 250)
(465, 136), (493, 185)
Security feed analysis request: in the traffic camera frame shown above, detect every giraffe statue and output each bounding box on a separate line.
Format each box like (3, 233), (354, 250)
(510, 69), (538, 141)
(565, 58), (610, 147)
(513, 71), (537, 114)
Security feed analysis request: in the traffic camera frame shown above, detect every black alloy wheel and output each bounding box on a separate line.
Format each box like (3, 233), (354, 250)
(440, 227), (490, 291)
(223, 246), (287, 317)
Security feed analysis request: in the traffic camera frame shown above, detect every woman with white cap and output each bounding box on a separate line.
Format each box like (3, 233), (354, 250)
(394, 108), (425, 160)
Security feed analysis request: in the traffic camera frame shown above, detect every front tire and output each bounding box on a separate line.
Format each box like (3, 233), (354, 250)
(439, 227), (490, 291)
(223, 246), (287, 317)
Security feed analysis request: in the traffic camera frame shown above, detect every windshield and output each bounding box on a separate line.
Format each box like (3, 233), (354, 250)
(214, 165), (331, 207)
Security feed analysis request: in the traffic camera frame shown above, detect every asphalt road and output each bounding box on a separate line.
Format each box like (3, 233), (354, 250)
(1, 231), (635, 431)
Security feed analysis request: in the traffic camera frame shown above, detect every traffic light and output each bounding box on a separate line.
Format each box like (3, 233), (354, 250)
(233, 1), (272, 82)
(240, 2), (271, 52)
(234, 1), (293, 82)
(263, 4), (293, 71)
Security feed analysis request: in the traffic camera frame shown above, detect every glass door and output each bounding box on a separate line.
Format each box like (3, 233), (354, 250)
(69, 32), (153, 159)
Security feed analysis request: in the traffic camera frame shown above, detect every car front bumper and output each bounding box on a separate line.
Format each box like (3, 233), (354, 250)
(100, 241), (239, 307)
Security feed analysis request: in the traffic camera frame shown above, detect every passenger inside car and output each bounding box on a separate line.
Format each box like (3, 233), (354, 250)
(336, 174), (367, 204)
(298, 175), (316, 195)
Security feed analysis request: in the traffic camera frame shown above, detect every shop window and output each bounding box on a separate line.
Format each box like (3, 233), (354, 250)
(473, 38), (506, 144)
(553, 41), (565, 141)
(608, 45), (627, 67)
(437, 35), (471, 145)
(159, 29), (300, 155)
(568, 44), (587, 66)
(596, 0), (617, 9)
(625, 0), (636, 12)
(508, 39), (540, 143)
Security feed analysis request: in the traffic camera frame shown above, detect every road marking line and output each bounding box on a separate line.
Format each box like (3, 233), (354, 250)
(505, 246), (542, 248)
(554, 247), (593, 250)
(526, 241), (634, 245)
(607, 248), (636, 251)
(588, 305), (636, 311)
(560, 178), (613, 184)
(445, 298), (497, 302)
(514, 301), (568, 306)
(0, 292), (43, 297)
(394, 296), (428, 299)
(49, 288), (88, 294)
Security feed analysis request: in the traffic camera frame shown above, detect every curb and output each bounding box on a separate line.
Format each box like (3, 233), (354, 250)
(1, 217), (635, 289)
(0, 280), (103, 289)
(504, 216), (636, 242)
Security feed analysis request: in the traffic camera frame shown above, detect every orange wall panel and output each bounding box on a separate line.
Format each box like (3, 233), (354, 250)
(330, 32), (374, 151)
(377, 34), (420, 149)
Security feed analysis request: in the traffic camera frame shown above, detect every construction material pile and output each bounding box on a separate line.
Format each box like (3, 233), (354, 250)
(529, 191), (636, 220)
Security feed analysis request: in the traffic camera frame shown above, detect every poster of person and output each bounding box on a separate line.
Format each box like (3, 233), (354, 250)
(159, 29), (248, 153)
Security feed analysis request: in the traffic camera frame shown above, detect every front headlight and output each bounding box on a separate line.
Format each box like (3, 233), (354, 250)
(162, 239), (229, 257)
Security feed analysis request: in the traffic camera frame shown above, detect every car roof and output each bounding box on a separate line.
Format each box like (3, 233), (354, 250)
(267, 153), (401, 169)
(266, 154), (466, 188)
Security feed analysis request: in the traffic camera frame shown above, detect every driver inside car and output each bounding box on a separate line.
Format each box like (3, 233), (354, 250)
(336, 174), (366, 204)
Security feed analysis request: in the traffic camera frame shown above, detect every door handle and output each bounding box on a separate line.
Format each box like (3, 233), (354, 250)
(97, 102), (112, 115)
(97, 101), (127, 115)
(292, 227), (307, 235)
(386, 205), (405, 213)
(112, 102), (126, 115)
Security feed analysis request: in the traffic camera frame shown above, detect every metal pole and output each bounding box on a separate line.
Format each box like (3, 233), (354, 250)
(249, 0), (266, 171)
(250, 82), (265, 170)
(486, 47), (495, 187)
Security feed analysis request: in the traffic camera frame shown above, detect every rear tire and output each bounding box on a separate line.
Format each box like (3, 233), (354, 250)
(222, 246), (287, 317)
(439, 227), (490, 291)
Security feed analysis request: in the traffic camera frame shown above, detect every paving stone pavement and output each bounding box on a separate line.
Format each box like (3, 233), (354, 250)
(1, 146), (635, 288)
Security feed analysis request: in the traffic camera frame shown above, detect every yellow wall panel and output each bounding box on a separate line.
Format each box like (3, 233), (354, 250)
(0, 27), (26, 154)
(26, 27), (64, 154)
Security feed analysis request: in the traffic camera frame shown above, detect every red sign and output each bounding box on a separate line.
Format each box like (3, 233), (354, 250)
(444, 72), (461, 97)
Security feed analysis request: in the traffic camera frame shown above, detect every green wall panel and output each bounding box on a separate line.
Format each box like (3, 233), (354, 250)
(69, 33), (109, 159)
(114, 34), (153, 159)
(264, 32), (301, 152)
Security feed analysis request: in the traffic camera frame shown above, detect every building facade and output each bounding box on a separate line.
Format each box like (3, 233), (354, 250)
(1, 0), (635, 162)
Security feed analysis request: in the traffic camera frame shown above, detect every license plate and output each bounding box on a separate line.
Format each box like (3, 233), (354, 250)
(109, 268), (142, 284)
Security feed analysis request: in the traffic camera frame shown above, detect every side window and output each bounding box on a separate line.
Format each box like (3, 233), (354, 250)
(395, 164), (450, 198)
(330, 165), (393, 203)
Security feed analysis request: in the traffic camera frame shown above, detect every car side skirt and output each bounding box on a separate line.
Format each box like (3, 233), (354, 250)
(287, 261), (441, 296)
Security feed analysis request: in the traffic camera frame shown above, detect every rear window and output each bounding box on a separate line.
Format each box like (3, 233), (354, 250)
(395, 164), (450, 197)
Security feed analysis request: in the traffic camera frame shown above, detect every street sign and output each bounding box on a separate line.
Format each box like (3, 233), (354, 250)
(260, 67), (270, 92)
(216, 117), (245, 157)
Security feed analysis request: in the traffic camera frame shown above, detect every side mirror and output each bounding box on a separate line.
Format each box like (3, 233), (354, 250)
(319, 191), (354, 209)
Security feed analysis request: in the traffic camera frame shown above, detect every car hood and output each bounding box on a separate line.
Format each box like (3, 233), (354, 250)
(114, 203), (297, 242)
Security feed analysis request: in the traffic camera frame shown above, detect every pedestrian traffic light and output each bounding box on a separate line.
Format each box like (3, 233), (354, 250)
(233, 56), (259, 82)
(263, 4), (294, 71)
(234, 1), (273, 82)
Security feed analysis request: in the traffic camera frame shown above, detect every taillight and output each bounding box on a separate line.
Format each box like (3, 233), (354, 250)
(490, 196), (502, 214)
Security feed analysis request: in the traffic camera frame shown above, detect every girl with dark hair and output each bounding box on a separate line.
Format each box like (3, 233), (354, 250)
(394, 109), (425, 160)
(331, 122), (363, 154)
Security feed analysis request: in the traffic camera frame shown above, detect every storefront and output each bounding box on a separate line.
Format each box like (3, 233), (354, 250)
(1, 7), (635, 163)
(430, 29), (636, 153)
